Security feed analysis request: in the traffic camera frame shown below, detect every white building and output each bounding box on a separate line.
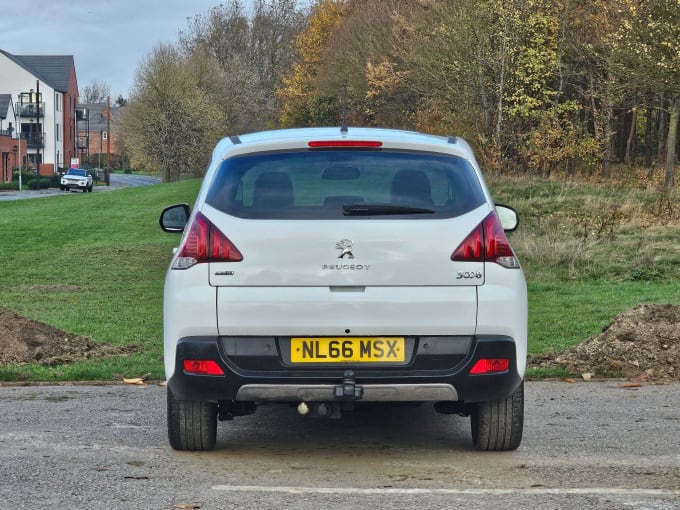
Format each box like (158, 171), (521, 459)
(0, 49), (79, 175)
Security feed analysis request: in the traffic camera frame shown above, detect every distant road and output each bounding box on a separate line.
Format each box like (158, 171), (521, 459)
(0, 173), (162, 201)
(109, 173), (162, 188)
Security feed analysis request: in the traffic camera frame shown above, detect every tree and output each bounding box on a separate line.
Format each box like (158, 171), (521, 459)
(614, 0), (680, 188)
(316, 0), (423, 128)
(181, 0), (305, 130)
(120, 1), (306, 181)
(80, 80), (111, 104)
(276, 0), (346, 127)
(120, 44), (222, 182)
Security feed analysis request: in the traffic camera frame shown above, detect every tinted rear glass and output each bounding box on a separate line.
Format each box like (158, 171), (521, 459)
(206, 150), (485, 219)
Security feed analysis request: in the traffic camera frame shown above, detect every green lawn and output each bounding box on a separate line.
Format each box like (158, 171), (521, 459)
(0, 180), (201, 381)
(0, 176), (678, 381)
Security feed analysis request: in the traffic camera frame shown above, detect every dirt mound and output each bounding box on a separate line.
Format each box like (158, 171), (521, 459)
(2, 303), (678, 380)
(0, 307), (136, 366)
(530, 304), (680, 381)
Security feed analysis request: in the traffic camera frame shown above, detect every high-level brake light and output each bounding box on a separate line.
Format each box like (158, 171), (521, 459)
(172, 212), (243, 270)
(308, 140), (383, 148)
(451, 212), (520, 268)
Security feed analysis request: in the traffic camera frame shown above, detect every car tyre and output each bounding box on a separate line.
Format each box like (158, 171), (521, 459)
(470, 381), (523, 451)
(167, 387), (217, 451)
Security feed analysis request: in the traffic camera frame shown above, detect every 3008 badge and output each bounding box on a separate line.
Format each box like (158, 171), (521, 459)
(457, 271), (483, 279)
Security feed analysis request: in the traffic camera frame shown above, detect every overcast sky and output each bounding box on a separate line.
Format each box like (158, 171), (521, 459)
(0, 0), (234, 99)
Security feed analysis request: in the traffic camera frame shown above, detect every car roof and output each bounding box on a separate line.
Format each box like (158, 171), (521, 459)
(213, 127), (476, 162)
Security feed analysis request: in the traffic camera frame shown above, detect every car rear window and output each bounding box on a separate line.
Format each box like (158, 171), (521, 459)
(205, 150), (486, 219)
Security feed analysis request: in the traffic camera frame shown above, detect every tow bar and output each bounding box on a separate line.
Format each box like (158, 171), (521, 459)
(297, 371), (363, 419)
(334, 370), (364, 401)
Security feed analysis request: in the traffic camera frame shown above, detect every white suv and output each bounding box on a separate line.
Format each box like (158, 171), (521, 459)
(60, 167), (93, 192)
(160, 127), (527, 451)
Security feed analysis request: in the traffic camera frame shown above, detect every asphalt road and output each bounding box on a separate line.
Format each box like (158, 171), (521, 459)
(0, 173), (161, 201)
(109, 173), (163, 188)
(0, 381), (678, 510)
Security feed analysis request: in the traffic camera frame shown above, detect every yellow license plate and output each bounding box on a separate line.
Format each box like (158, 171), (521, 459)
(291, 337), (405, 363)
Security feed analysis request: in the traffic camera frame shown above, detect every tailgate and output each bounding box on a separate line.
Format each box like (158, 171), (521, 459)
(216, 286), (477, 336)
(205, 204), (489, 288)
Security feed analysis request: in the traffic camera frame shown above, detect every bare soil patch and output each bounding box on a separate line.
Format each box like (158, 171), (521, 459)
(0, 307), (135, 366)
(530, 304), (680, 382)
(1, 304), (678, 382)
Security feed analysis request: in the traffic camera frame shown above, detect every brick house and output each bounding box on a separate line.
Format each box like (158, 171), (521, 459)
(0, 49), (79, 177)
(76, 101), (123, 168)
(0, 94), (27, 182)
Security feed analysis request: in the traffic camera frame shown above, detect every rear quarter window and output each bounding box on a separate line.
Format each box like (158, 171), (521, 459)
(206, 150), (486, 219)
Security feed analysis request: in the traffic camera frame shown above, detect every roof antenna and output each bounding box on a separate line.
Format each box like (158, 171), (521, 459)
(340, 83), (348, 133)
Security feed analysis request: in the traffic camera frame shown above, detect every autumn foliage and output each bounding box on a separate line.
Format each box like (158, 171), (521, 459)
(121, 0), (680, 186)
(275, 0), (679, 187)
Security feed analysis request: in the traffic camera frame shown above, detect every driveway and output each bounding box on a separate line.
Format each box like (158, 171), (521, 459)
(0, 381), (678, 509)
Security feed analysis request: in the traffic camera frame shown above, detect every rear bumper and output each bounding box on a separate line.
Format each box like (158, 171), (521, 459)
(167, 335), (522, 404)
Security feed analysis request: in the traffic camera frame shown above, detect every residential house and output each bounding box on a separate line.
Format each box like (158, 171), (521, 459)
(0, 94), (26, 182)
(77, 101), (123, 168)
(0, 49), (78, 177)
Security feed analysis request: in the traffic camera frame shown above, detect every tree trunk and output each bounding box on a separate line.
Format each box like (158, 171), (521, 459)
(494, 14), (510, 175)
(664, 96), (679, 189)
(657, 94), (667, 165)
(644, 104), (653, 167)
(602, 104), (614, 178)
(625, 107), (637, 164)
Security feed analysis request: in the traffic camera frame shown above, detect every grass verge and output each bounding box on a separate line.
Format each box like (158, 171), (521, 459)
(0, 176), (678, 381)
(0, 180), (200, 381)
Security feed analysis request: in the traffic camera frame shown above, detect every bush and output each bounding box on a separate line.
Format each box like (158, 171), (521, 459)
(12, 170), (33, 184)
(26, 177), (52, 190)
(0, 181), (20, 191)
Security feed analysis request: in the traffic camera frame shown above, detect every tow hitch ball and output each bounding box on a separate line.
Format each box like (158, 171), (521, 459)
(297, 371), (363, 419)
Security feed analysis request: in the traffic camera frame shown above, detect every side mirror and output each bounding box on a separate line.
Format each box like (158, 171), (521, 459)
(495, 204), (519, 232)
(160, 204), (190, 233)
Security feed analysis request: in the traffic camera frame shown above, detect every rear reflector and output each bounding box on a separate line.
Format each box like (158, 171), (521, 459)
(308, 140), (383, 148)
(469, 358), (510, 375)
(183, 359), (225, 376)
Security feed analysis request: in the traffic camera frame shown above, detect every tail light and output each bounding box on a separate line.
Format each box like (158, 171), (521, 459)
(172, 212), (243, 270)
(451, 212), (520, 269)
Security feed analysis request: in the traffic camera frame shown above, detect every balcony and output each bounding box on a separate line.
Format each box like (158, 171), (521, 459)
(17, 103), (46, 118)
(21, 133), (45, 148)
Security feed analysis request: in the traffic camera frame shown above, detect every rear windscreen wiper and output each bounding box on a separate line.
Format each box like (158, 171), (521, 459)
(342, 203), (435, 216)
